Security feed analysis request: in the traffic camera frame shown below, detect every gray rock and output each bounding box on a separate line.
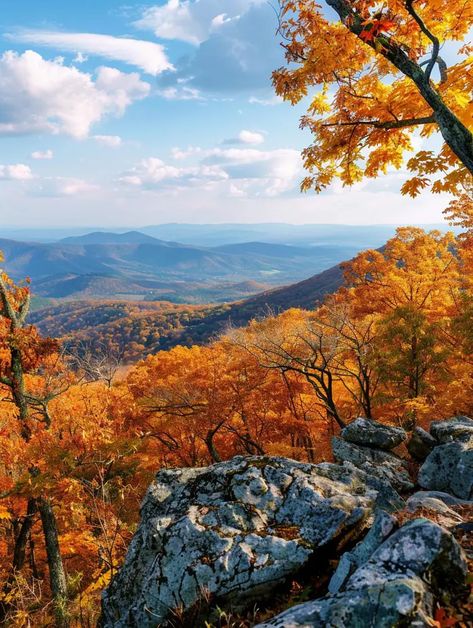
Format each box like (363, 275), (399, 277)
(328, 510), (397, 593)
(314, 462), (404, 512)
(332, 437), (414, 493)
(101, 456), (379, 627)
(418, 437), (473, 500)
(430, 415), (473, 443)
(406, 493), (464, 528)
(257, 578), (434, 627)
(407, 427), (437, 462)
(407, 490), (472, 507)
(258, 519), (468, 627)
(341, 417), (407, 450)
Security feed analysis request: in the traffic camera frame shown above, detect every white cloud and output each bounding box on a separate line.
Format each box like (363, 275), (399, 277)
(224, 130), (265, 145)
(0, 51), (150, 138)
(57, 178), (98, 196)
(92, 134), (122, 147)
(32, 177), (99, 197)
(121, 146), (302, 196)
(0, 163), (35, 180)
(73, 52), (88, 64)
(134, 0), (265, 45)
(31, 149), (53, 160)
(171, 145), (203, 160)
(249, 95), (283, 106)
(153, 1), (284, 96)
(120, 156), (228, 188)
(9, 30), (173, 75)
(158, 86), (202, 100)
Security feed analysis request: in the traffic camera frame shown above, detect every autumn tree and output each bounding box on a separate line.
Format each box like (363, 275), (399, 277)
(0, 268), (69, 626)
(274, 0), (473, 199)
(342, 227), (464, 421)
(228, 308), (355, 429)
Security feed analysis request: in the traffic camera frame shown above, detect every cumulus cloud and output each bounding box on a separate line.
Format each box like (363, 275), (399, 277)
(139, 1), (283, 95)
(224, 130), (265, 145)
(134, 0), (265, 45)
(121, 146), (302, 196)
(92, 134), (122, 147)
(0, 163), (35, 180)
(9, 30), (172, 75)
(0, 51), (150, 138)
(31, 149), (53, 160)
(120, 156), (228, 188)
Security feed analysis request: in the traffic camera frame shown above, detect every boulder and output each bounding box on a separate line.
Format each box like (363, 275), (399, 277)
(257, 519), (468, 627)
(406, 492), (464, 528)
(407, 490), (472, 507)
(430, 415), (473, 443)
(407, 426), (437, 462)
(418, 437), (473, 500)
(328, 510), (397, 594)
(341, 417), (407, 450)
(101, 456), (379, 628)
(332, 437), (414, 493)
(315, 462), (404, 512)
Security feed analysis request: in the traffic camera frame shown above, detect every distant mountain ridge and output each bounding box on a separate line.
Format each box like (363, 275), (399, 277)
(59, 231), (163, 245)
(0, 230), (358, 302)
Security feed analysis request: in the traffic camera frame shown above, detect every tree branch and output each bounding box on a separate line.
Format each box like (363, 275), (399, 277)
(322, 115), (435, 129)
(404, 0), (440, 81)
(420, 57), (448, 84)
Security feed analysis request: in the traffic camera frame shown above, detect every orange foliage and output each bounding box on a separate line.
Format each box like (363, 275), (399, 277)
(0, 226), (472, 624)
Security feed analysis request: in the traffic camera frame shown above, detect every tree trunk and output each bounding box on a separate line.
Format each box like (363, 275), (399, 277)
(12, 497), (37, 571)
(204, 430), (222, 463)
(38, 498), (69, 628)
(0, 498), (38, 623)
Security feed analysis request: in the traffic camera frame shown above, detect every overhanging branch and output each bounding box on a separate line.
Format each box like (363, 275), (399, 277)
(405, 0), (440, 81)
(322, 115), (436, 129)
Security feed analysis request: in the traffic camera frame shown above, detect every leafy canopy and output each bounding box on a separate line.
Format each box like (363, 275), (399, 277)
(274, 0), (473, 197)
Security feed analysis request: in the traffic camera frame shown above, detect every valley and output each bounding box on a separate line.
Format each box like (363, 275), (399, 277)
(1, 228), (359, 304)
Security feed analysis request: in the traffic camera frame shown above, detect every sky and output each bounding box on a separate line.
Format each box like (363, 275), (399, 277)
(0, 0), (453, 228)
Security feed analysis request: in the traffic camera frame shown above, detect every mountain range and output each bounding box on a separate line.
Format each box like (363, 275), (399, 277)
(0, 230), (358, 303)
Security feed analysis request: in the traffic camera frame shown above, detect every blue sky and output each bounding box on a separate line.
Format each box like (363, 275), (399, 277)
(0, 0), (450, 227)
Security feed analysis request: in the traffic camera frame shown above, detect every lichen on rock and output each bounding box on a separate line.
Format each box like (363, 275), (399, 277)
(101, 456), (377, 627)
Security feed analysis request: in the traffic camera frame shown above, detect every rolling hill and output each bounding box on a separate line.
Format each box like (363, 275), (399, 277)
(0, 231), (357, 302)
(29, 261), (345, 361)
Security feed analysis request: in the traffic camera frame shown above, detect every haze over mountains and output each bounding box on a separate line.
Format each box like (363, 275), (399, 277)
(16, 221), (455, 360)
(30, 262), (346, 361)
(1, 222), (449, 247)
(0, 227), (366, 303)
(0, 223), (452, 303)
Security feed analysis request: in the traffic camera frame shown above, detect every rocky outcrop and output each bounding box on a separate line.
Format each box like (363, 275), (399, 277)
(257, 519), (468, 627)
(332, 437), (413, 493)
(418, 417), (473, 500)
(102, 416), (472, 627)
(430, 415), (473, 443)
(328, 509), (397, 594)
(341, 417), (407, 450)
(101, 457), (382, 627)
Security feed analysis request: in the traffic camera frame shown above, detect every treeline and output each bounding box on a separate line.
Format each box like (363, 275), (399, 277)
(29, 300), (231, 362)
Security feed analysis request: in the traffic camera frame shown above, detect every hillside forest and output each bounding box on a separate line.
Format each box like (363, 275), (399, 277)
(1, 0), (473, 626)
